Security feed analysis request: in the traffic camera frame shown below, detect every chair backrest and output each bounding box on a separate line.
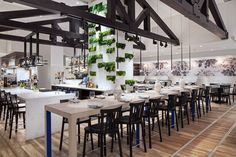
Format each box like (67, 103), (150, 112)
(233, 84), (236, 93)
(191, 89), (198, 101)
(129, 101), (145, 123)
(167, 94), (177, 110)
(0, 90), (6, 102)
(179, 92), (188, 106)
(5, 92), (12, 107)
(10, 94), (20, 109)
(198, 88), (204, 98)
(204, 87), (210, 97)
(221, 85), (230, 94)
(148, 98), (161, 116)
(100, 106), (122, 133)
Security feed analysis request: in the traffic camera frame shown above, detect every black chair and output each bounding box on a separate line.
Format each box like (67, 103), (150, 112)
(5, 94), (26, 139)
(197, 88), (205, 116)
(83, 106), (123, 157)
(0, 90), (7, 120)
(59, 117), (93, 151)
(188, 89), (199, 121)
(118, 101), (147, 157)
(203, 86), (211, 112)
(221, 85), (231, 105)
(143, 98), (162, 148)
(159, 94), (179, 136)
(230, 84), (236, 102)
(176, 92), (190, 128)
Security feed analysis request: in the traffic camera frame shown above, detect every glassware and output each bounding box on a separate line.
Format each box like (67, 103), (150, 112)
(89, 91), (95, 100)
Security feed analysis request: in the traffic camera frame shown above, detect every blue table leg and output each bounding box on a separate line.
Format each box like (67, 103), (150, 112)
(46, 111), (52, 157)
(136, 124), (140, 146)
(171, 110), (175, 128)
(206, 96), (209, 113)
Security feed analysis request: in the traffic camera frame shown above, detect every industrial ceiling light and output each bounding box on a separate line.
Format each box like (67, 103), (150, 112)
(153, 39), (157, 45)
(160, 41), (163, 47)
(164, 42), (168, 48)
(95, 24), (101, 31)
(125, 32), (133, 41)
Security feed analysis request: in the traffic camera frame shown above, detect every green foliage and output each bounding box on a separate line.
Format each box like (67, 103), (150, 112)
(88, 54), (103, 66)
(106, 76), (116, 83)
(116, 57), (125, 63)
(88, 30), (96, 36)
(97, 62), (105, 68)
(88, 23), (96, 28)
(125, 53), (134, 60)
(99, 29), (115, 38)
(104, 62), (116, 72)
(19, 82), (27, 88)
(99, 38), (115, 46)
(89, 38), (98, 44)
(125, 80), (136, 86)
(90, 71), (96, 76)
(116, 43), (126, 49)
(88, 46), (96, 52)
(116, 71), (126, 76)
(89, 2), (106, 13)
(106, 47), (115, 54)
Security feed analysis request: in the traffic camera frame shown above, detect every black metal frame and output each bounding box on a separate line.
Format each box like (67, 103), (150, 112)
(3, 0), (180, 45)
(160, 0), (228, 39)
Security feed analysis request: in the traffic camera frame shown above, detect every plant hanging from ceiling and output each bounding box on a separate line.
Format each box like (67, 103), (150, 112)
(98, 38), (115, 46)
(97, 62), (105, 68)
(88, 30), (96, 37)
(99, 28), (115, 38)
(116, 71), (126, 76)
(116, 57), (125, 63)
(116, 43), (126, 49)
(88, 46), (96, 52)
(104, 62), (116, 72)
(88, 54), (103, 66)
(89, 38), (98, 44)
(90, 71), (96, 76)
(125, 80), (136, 86)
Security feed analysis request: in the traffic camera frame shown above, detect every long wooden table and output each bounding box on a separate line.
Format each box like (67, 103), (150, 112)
(45, 86), (201, 157)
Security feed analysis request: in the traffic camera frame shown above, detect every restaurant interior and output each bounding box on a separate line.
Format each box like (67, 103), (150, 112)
(0, 0), (236, 157)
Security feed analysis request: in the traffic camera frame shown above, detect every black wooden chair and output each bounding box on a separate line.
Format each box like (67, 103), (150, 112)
(221, 85), (231, 105)
(118, 101), (147, 157)
(59, 117), (93, 151)
(5, 94), (26, 139)
(188, 89), (199, 121)
(143, 98), (162, 148)
(0, 90), (7, 120)
(176, 92), (190, 128)
(197, 88), (205, 116)
(230, 84), (236, 102)
(159, 94), (179, 136)
(83, 106), (123, 157)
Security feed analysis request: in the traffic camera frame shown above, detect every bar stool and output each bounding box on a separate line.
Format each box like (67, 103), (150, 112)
(59, 117), (93, 150)
(158, 94), (179, 136)
(176, 92), (189, 128)
(83, 106), (123, 157)
(143, 98), (162, 148)
(118, 101), (147, 157)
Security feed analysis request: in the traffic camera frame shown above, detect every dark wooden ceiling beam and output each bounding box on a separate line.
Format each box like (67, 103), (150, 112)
(4, 0), (180, 45)
(160, 0), (228, 39)
(0, 20), (84, 39)
(0, 33), (83, 48)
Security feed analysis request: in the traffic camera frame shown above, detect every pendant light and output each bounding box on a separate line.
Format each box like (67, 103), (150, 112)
(188, 20), (191, 70)
(180, 15), (183, 71)
(35, 33), (45, 66)
(116, 29), (119, 70)
(139, 36), (143, 74)
(153, 40), (159, 70)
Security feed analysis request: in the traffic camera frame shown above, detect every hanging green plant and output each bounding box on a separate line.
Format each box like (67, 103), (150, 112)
(125, 53), (134, 60)
(96, 53), (103, 59)
(88, 46), (96, 52)
(116, 71), (126, 76)
(90, 71), (96, 76)
(116, 57), (125, 63)
(99, 28), (115, 38)
(88, 23), (96, 28)
(97, 62), (105, 68)
(125, 80), (136, 86)
(106, 47), (115, 54)
(104, 62), (116, 72)
(99, 38), (115, 46)
(106, 76), (116, 83)
(89, 2), (106, 13)
(116, 43), (126, 49)
(89, 38), (98, 44)
(88, 30), (96, 36)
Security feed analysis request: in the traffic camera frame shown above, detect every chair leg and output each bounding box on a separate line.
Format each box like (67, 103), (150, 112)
(104, 133), (107, 156)
(82, 132), (87, 157)
(78, 123), (80, 144)
(9, 111), (14, 139)
(180, 106), (184, 128)
(120, 124), (123, 137)
(152, 117), (155, 131)
(157, 115), (162, 142)
(161, 110), (164, 127)
(127, 124), (129, 145)
(129, 124), (133, 157)
(202, 99), (205, 115)
(23, 113), (25, 129)
(198, 100), (201, 117)
(100, 134), (104, 157)
(111, 134), (114, 153)
(148, 116), (152, 148)
(4, 108), (9, 131)
(185, 106), (190, 125)
(88, 120), (94, 150)
(15, 112), (18, 133)
(141, 122), (147, 152)
(59, 118), (65, 151)
(167, 111), (170, 136)
(0, 105), (2, 120)
(175, 110), (179, 131)
(117, 129), (123, 157)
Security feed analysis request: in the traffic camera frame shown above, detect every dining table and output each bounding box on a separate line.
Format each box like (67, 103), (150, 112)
(45, 85), (200, 157)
